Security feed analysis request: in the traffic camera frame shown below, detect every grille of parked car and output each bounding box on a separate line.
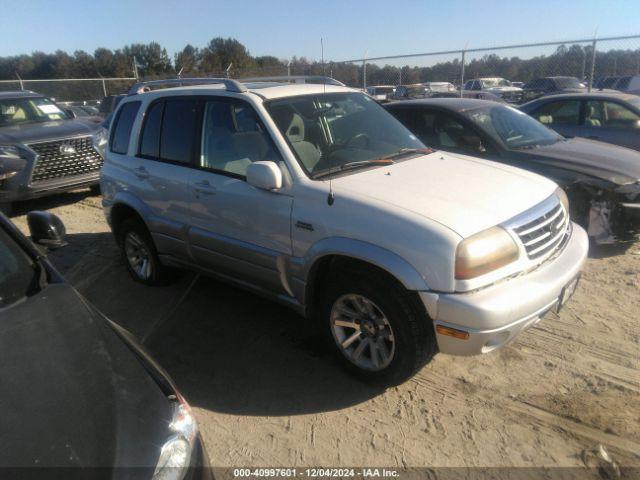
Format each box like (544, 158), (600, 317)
(28, 136), (103, 184)
(513, 201), (570, 260)
(500, 91), (523, 103)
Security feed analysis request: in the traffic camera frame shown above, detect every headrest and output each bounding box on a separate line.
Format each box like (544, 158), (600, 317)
(286, 113), (305, 143)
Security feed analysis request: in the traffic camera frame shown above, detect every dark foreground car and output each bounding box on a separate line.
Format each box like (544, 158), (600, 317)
(386, 98), (640, 243)
(0, 91), (107, 214)
(0, 211), (210, 478)
(520, 92), (640, 151)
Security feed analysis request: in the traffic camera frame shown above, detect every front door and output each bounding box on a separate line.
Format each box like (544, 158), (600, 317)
(188, 98), (293, 294)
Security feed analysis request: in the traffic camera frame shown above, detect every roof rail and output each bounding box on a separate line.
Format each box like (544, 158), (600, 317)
(127, 77), (247, 95)
(238, 75), (345, 86)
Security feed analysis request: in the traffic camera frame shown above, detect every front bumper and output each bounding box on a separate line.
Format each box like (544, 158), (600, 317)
(0, 170), (100, 203)
(423, 222), (588, 356)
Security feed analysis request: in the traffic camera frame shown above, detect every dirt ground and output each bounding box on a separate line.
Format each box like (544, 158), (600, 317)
(11, 190), (640, 476)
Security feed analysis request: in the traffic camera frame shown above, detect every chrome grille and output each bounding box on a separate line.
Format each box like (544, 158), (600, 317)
(28, 136), (103, 184)
(513, 201), (570, 260)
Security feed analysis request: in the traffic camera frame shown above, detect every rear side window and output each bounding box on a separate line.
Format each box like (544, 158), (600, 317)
(160, 98), (198, 164)
(531, 100), (580, 125)
(110, 101), (141, 154)
(139, 100), (164, 158)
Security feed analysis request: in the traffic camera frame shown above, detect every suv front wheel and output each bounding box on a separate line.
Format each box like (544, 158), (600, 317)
(320, 268), (437, 385)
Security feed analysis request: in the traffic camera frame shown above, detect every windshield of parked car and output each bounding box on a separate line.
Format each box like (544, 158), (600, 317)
(554, 77), (586, 89)
(0, 97), (69, 126)
(464, 104), (562, 149)
(0, 227), (40, 309)
(265, 92), (425, 177)
(481, 78), (512, 88)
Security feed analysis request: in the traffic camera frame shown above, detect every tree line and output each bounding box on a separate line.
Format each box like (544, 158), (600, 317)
(0, 37), (638, 100)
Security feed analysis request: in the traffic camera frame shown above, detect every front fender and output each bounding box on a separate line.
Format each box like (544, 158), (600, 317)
(288, 237), (433, 308)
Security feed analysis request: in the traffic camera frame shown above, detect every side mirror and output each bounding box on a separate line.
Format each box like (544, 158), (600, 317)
(27, 211), (67, 249)
(246, 161), (282, 191)
(64, 108), (76, 119)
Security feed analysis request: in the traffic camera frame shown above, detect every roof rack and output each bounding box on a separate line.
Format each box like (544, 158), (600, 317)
(127, 77), (247, 95)
(238, 75), (345, 86)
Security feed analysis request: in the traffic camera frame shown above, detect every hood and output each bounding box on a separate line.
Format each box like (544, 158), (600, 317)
(0, 119), (98, 145)
(526, 138), (640, 185)
(0, 283), (172, 468)
(332, 151), (556, 238)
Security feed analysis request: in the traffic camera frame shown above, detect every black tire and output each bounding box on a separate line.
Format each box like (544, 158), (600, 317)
(89, 184), (101, 196)
(0, 202), (13, 217)
(117, 217), (172, 286)
(320, 266), (437, 385)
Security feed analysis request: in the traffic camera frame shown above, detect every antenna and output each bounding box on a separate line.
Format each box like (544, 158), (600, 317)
(321, 37), (335, 206)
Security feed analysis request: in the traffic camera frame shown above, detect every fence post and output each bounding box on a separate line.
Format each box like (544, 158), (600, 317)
(460, 50), (466, 98)
(362, 59), (367, 89)
(15, 72), (24, 90)
(398, 67), (402, 86)
(287, 60), (291, 78)
(99, 75), (107, 97)
(580, 48), (587, 80)
(226, 63), (232, 79)
(132, 56), (139, 80)
(588, 37), (597, 92)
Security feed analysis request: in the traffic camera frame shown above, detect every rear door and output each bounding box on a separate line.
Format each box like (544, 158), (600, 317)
(528, 99), (582, 138)
(580, 99), (640, 150)
(188, 97), (293, 294)
(132, 97), (199, 260)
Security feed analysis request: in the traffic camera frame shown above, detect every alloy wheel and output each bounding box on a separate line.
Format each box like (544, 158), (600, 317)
(330, 294), (396, 371)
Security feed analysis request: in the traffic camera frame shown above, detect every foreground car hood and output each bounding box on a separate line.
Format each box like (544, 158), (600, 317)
(332, 151), (556, 238)
(0, 283), (171, 468)
(0, 119), (98, 145)
(526, 138), (640, 185)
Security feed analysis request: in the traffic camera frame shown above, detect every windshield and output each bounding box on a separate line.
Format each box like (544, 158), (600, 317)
(464, 104), (561, 149)
(0, 227), (40, 309)
(554, 77), (585, 89)
(0, 97), (69, 127)
(481, 78), (512, 88)
(265, 92), (424, 177)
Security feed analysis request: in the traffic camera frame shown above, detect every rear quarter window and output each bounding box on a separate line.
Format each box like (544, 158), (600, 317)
(110, 101), (141, 155)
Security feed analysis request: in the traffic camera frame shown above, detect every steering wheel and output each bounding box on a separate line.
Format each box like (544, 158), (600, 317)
(345, 133), (372, 149)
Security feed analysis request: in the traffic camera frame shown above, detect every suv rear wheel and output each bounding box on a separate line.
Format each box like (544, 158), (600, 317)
(320, 267), (437, 385)
(118, 217), (171, 285)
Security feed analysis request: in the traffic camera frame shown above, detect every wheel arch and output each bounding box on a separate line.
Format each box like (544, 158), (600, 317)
(108, 192), (153, 239)
(300, 238), (430, 317)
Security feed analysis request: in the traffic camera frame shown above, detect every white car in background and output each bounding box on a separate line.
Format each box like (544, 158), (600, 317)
(101, 77), (587, 385)
(464, 77), (523, 103)
(424, 82), (457, 93)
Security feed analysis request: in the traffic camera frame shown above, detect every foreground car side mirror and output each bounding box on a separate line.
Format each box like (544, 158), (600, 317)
(27, 211), (67, 249)
(246, 161), (282, 191)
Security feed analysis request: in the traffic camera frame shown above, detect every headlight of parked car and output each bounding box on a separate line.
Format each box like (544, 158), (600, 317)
(555, 187), (570, 214)
(0, 145), (27, 181)
(455, 226), (519, 280)
(153, 393), (198, 480)
(93, 128), (108, 157)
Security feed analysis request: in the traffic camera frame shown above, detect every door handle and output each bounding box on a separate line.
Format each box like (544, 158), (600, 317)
(194, 180), (216, 195)
(133, 166), (149, 180)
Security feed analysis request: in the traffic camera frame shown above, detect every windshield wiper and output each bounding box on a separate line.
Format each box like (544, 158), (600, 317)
(312, 158), (395, 179)
(381, 147), (434, 160)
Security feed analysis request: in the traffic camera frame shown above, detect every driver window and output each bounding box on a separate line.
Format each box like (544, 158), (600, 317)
(200, 100), (280, 177)
(435, 113), (485, 154)
(585, 100), (640, 129)
(532, 100), (580, 126)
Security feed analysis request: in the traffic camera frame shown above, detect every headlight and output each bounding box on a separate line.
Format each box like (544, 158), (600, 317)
(555, 187), (569, 214)
(153, 394), (198, 480)
(93, 128), (108, 157)
(455, 226), (519, 280)
(0, 145), (21, 159)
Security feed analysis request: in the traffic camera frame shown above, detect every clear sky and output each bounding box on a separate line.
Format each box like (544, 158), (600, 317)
(1, 0), (639, 61)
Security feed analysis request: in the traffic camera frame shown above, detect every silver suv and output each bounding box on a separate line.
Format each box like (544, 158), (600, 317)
(101, 77), (588, 384)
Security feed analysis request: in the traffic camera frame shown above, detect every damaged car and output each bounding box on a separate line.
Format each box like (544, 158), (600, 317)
(386, 98), (640, 243)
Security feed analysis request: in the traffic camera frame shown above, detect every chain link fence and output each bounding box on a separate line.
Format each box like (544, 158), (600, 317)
(1, 35), (638, 104)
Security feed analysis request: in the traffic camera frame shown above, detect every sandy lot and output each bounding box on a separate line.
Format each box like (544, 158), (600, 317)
(10, 190), (640, 476)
